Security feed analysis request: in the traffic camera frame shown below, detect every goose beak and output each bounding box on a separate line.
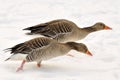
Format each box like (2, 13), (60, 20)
(86, 50), (93, 56)
(104, 26), (112, 30)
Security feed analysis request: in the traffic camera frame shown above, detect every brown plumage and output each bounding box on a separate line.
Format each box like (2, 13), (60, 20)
(5, 37), (54, 55)
(23, 19), (112, 42)
(5, 37), (92, 72)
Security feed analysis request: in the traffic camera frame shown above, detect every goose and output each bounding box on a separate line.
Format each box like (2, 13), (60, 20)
(5, 37), (92, 72)
(23, 19), (112, 43)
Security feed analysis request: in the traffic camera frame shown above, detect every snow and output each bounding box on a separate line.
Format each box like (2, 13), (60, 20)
(0, 0), (120, 80)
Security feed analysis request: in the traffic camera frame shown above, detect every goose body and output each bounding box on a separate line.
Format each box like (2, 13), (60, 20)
(26, 42), (71, 62)
(23, 19), (112, 42)
(5, 37), (92, 72)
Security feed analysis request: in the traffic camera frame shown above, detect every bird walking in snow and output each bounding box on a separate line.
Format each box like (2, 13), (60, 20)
(5, 37), (92, 72)
(23, 19), (112, 43)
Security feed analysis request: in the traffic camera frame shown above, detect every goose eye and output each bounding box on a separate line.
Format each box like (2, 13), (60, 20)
(99, 23), (104, 26)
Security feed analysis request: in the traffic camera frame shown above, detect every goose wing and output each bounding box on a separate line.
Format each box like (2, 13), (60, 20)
(6, 37), (55, 54)
(23, 19), (74, 38)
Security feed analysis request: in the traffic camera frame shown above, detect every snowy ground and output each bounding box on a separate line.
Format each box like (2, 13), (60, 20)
(0, 0), (120, 80)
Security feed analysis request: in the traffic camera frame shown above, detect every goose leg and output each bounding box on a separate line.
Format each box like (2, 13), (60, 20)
(67, 54), (74, 57)
(16, 60), (26, 72)
(37, 61), (42, 67)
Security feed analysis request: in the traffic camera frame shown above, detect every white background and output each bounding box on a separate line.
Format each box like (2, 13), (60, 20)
(0, 0), (120, 80)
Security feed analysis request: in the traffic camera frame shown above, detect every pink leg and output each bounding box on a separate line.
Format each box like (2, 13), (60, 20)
(37, 61), (41, 67)
(67, 54), (74, 57)
(16, 60), (26, 72)
(37, 63), (41, 67)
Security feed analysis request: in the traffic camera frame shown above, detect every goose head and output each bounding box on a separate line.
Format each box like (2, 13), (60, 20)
(66, 42), (92, 56)
(92, 22), (112, 31)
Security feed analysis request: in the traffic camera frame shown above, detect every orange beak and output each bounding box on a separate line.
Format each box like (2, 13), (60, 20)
(104, 26), (112, 30)
(86, 50), (93, 56)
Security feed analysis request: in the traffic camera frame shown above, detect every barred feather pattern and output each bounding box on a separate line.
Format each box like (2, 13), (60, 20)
(33, 20), (75, 37)
(9, 37), (56, 54)
(25, 37), (53, 49)
(24, 19), (80, 42)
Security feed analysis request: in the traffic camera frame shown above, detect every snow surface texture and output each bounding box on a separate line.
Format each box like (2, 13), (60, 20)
(0, 0), (120, 80)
